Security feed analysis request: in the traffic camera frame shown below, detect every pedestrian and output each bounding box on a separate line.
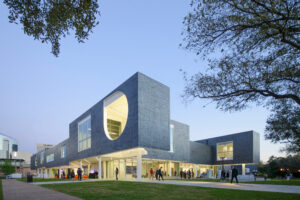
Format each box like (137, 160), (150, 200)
(221, 169), (226, 182)
(253, 170), (257, 181)
(174, 171), (177, 177)
(158, 167), (164, 181)
(155, 169), (159, 180)
(180, 170), (183, 179)
(71, 170), (75, 181)
(150, 168), (154, 180)
(231, 167), (238, 183)
(115, 167), (119, 180)
(62, 170), (65, 179)
(77, 168), (82, 181)
(264, 173), (267, 181)
(188, 169), (191, 179)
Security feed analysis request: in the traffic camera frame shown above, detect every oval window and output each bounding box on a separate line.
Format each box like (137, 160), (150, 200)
(103, 91), (128, 140)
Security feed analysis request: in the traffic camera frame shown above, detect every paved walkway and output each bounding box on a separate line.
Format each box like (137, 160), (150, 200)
(143, 180), (300, 194)
(2, 179), (81, 200)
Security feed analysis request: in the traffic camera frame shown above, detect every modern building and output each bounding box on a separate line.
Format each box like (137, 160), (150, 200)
(37, 144), (54, 153)
(31, 72), (260, 180)
(0, 133), (34, 176)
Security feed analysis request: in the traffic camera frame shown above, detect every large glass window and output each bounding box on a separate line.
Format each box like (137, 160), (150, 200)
(170, 124), (174, 152)
(40, 151), (44, 164)
(217, 141), (233, 161)
(78, 116), (91, 152)
(61, 145), (66, 158)
(46, 154), (54, 163)
(103, 91), (128, 140)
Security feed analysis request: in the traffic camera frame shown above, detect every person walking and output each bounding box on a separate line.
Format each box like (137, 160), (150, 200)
(77, 168), (82, 181)
(158, 167), (164, 181)
(231, 167), (238, 183)
(180, 170), (183, 179)
(71, 170), (75, 181)
(115, 167), (119, 180)
(221, 169), (226, 182)
(150, 168), (154, 180)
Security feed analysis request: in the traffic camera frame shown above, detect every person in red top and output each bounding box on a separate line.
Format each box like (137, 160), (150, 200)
(150, 168), (154, 180)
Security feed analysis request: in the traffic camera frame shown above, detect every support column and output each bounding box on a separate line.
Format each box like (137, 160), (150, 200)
(242, 164), (246, 175)
(168, 162), (172, 177)
(195, 166), (198, 178)
(97, 157), (102, 180)
(103, 161), (107, 179)
(136, 155), (142, 181)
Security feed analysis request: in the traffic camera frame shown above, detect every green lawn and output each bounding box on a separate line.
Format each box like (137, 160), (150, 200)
(42, 181), (300, 200)
(17, 178), (73, 182)
(245, 179), (300, 186)
(0, 179), (3, 200)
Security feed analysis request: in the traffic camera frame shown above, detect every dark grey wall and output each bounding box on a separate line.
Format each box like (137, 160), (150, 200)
(189, 141), (213, 164)
(31, 72), (173, 169)
(138, 73), (170, 151)
(196, 131), (260, 165)
(143, 120), (190, 162)
(32, 73), (140, 169)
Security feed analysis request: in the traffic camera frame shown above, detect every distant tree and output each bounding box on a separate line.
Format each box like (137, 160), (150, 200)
(3, 0), (100, 57)
(0, 160), (15, 176)
(260, 155), (300, 178)
(182, 0), (300, 153)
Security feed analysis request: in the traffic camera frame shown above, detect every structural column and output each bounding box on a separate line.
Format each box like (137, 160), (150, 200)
(195, 166), (198, 178)
(97, 157), (102, 180)
(103, 161), (107, 179)
(242, 164), (246, 176)
(168, 162), (172, 177)
(136, 155), (142, 181)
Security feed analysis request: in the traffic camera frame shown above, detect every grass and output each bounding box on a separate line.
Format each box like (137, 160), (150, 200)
(42, 181), (300, 200)
(17, 178), (73, 182)
(245, 179), (300, 186)
(0, 179), (2, 200)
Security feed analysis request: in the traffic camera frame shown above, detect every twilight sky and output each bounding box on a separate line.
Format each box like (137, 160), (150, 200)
(0, 0), (285, 161)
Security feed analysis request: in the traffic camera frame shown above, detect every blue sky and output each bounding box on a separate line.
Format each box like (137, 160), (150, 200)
(0, 0), (285, 161)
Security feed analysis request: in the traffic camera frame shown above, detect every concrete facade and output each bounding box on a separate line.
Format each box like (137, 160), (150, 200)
(31, 72), (260, 177)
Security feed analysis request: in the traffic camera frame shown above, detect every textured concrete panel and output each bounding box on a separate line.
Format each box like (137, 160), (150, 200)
(189, 141), (212, 164)
(143, 120), (190, 163)
(138, 73), (170, 151)
(196, 131), (260, 165)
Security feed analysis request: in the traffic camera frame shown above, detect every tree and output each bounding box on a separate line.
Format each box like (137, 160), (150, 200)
(182, 0), (300, 153)
(0, 160), (15, 176)
(3, 0), (100, 57)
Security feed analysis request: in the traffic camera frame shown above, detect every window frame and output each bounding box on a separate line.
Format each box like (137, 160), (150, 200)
(78, 115), (92, 152)
(216, 141), (233, 161)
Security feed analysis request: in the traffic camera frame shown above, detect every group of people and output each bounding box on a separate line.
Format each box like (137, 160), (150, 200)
(56, 168), (83, 181)
(180, 169), (194, 179)
(149, 167), (164, 181)
(220, 167), (239, 183)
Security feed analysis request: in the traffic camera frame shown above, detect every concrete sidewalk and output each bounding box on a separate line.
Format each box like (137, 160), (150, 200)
(143, 180), (300, 194)
(2, 179), (81, 200)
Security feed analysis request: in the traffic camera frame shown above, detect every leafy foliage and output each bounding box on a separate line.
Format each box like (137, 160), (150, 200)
(259, 155), (300, 178)
(0, 160), (15, 176)
(182, 0), (300, 153)
(3, 0), (100, 56)
(265, 100), (300, 153)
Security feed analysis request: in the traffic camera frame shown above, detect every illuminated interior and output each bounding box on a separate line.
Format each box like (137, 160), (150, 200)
(217, 141), (233, 161)
(103, 91), (128, 140)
